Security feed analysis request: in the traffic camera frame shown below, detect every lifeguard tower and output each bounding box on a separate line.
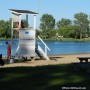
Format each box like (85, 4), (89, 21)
(9, 9), (50, 60)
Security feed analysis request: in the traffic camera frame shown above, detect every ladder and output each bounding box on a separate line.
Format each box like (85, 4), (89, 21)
(35, 36), (50, 60)
(35, 43), (50, 60)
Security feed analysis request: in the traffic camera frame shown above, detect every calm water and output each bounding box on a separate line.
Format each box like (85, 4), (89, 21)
(0, 40), (90, 56)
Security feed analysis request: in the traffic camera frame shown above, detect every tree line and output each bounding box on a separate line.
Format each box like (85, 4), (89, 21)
(38, 12), (90, 39)
(0, 12), (90, 39)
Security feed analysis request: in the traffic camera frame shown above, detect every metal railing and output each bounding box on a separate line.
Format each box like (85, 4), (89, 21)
(38, 36), (50, 58)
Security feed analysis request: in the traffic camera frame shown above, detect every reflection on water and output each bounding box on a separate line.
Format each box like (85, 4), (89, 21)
(0, 40), (90, 56)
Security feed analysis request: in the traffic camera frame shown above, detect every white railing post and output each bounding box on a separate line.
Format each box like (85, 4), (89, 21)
(34, 15), (36, 30)
(45, 44), (47, 58)
(11, 13), (13, 56)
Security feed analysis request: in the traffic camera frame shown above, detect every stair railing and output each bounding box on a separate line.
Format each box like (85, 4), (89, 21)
(38, 36), (50, 58)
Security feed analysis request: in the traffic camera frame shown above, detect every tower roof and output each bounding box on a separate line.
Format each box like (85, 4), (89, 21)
(9, 9), (38, 14)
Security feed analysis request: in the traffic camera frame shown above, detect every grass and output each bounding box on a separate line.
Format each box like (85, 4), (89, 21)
(0, 64), (90, 90)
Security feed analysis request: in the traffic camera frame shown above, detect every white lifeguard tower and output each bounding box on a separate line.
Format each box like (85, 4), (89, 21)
(9, 9), (50, 60)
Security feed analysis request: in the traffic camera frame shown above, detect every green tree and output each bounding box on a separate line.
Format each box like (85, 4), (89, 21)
(0, 20), (6, 37)
(0, 28), (3, 37)
(57, 18), (72, 28)
(0, 19), (11, 38)
(57, 25), (74, 38)
(5, 19), (11, 38)
(40, 14), (55, 39)
(57, 18), (73, 38)
(74, 12), (89, 39)
(21, 19), (29, 28)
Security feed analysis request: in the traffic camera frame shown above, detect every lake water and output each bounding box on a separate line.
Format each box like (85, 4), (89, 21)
(0, 40), (90, 56)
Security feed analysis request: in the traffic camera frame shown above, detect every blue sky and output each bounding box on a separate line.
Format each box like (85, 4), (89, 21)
(0, 0), (90, 27)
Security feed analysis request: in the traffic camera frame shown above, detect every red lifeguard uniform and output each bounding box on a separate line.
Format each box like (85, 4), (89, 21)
(6, 41), (11, 57)
(7, 43), (11, 57)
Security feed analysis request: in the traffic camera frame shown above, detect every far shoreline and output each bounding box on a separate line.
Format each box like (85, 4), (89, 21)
(1, 37), (90, 42)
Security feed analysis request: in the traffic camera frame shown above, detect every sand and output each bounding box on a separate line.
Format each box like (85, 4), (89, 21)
(1, 53), (90, 68)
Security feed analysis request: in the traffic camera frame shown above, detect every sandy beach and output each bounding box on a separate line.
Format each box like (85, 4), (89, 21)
(1, 53), (90, 68)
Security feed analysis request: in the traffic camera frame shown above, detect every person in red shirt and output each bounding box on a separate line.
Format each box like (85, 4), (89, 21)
(5, 41), (11, 60)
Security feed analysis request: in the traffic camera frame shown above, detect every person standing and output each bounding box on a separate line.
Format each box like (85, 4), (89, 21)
(15, 20), (25, 31)
(5, 41), (11, 60)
